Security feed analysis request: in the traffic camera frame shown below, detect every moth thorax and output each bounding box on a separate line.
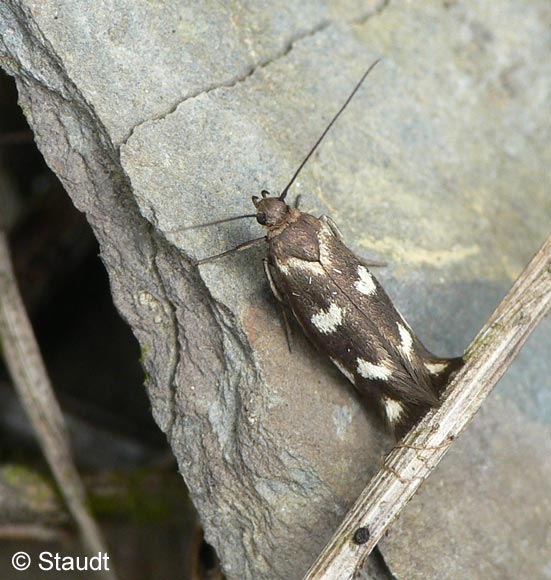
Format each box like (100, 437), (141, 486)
(252, 195), (290, 227)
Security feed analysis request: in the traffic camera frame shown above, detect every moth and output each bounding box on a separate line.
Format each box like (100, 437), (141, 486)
(185, 60), (463, 438)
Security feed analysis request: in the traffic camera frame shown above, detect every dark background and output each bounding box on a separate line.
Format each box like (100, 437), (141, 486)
(0, 70), (220, 580)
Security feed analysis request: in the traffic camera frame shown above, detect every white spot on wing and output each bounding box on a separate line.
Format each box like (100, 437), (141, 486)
(397, 322), (413, 359)
(425, 361), (448, 375)
(278, 223), (335, 275)
(278, 257), (325, 277)
(330, 358), (355, 384)
(318, 224), (334, 267)
(383, 397), (404, 423)
(356, 357), (392, 381)
(355, 265), (377, 296)
(311, 303), (343, 334)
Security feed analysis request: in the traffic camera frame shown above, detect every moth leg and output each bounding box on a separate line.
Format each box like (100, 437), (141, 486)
(321, 215), (388, 267)
(263, 257), (284, 303)
(263, 258), (294, 352)
(293, 194), (302, 210)
(195, 236), (265, 266)
(320, 214), (344, 241)
(359, 256), (388, 268)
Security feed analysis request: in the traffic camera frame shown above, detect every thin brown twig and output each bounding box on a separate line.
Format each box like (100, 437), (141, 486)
(303, 234), (551, 580)
(0, 230), (118, 580)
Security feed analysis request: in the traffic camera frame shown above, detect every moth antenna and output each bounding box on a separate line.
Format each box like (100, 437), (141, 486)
(169, 213), (257, 233)
(279, 58), (381, 201)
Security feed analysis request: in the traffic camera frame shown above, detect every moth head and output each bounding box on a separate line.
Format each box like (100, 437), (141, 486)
(252, 191), (289, 227)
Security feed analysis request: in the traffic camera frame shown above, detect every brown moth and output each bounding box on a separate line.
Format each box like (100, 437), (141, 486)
(187, 60), (463, 437)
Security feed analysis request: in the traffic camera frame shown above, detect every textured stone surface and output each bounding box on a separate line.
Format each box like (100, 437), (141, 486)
(1, 0), (550, 578)
(380, 360), (551, 579)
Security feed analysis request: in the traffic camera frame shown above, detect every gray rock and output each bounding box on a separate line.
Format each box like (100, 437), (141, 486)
(380, 357), (551, 580)
(1, 0), (549, 578)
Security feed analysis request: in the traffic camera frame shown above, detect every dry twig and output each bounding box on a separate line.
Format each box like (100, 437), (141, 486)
(0, 230), (117, 580)
(303, 234), (551, 580)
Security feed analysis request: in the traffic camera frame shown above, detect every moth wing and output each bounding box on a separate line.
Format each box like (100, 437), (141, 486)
(318, 222), (463, 430)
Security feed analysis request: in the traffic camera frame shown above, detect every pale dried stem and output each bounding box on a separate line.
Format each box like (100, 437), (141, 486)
(0, 231), (117, 580)
(0, 524), (65, 542)
(304, 234), (551, 580)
